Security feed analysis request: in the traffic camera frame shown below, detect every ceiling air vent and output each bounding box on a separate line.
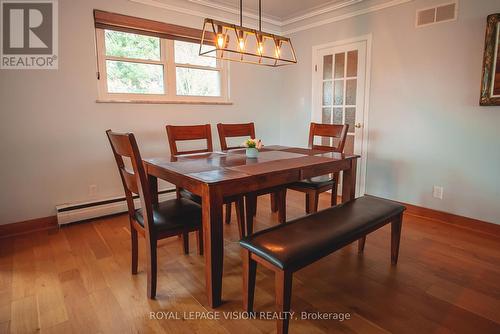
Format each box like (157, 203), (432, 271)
(416, 2), (457, 28)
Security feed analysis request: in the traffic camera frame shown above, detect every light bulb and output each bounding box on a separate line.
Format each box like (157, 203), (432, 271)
(257, 42), (264, 55)
(275, 46), (281, 58)
(239, 38), (245, 51)
(216, 33), (225, 49)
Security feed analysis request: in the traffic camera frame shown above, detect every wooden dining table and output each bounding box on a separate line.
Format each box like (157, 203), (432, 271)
(143, 145), (359, 308)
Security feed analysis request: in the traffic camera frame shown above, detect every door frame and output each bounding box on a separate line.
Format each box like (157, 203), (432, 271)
(311, 34), (372, 197)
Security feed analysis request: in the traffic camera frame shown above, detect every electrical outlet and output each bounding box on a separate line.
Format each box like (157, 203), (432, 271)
(432, 186), (444, 199)
(89, 184), (98, 198)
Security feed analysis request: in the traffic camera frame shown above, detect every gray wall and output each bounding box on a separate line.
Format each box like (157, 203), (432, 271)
(0, 0), (282, 224)
(279, 0), (500, 223)
(1, 0), (499, 225)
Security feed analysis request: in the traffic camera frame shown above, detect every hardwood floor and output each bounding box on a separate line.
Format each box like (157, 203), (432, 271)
(1, 191), (499, 333)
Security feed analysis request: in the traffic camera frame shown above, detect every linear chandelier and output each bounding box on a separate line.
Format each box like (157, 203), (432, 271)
(199, 0), (297, 67)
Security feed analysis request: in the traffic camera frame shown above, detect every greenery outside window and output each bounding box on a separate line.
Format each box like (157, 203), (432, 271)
(95, 29), (229, 103)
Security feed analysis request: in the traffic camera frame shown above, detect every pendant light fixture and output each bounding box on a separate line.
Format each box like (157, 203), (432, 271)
(199, 0), (297, 67)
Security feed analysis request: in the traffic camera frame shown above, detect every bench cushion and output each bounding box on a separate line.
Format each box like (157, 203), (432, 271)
(239, 196), (405, 270)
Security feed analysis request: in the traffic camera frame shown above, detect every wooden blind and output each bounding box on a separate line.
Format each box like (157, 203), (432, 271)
(94, 10), (212, 44)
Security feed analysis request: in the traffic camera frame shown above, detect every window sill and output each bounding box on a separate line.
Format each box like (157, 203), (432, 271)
(96, 99), (233, 105)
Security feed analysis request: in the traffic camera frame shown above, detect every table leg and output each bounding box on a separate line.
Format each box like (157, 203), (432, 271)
(276, 188), (287, 224)
(341, 159), (357, 203)
(201, 185), (224, 308)
(148, 174), (159, 205)
(342, 159), (364, 249)
(245, 194), (256, 236)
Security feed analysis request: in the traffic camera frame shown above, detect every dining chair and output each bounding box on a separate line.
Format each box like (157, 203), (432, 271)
(106, 129), (203, 299)
(166, 124), (246, 238)
(217, 123), (286, 235)
(288, 122), (349, 213)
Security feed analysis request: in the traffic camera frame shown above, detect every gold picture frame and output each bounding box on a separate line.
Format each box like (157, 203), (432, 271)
(480, 13), (500, 106)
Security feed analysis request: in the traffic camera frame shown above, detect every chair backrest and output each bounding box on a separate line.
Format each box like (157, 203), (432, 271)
(166, 124), (213, 156)
(106, 129), (153, 233)
(217, 122), (256, 151)
(308, 122), (349, 152)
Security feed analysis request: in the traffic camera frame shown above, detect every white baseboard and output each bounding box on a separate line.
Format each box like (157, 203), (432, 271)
(56, 190), (176, 225)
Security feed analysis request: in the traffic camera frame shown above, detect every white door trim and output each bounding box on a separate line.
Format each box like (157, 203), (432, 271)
(311, 34), (372, 196)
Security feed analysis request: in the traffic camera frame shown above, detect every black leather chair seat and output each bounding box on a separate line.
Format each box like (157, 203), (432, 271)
(291, 175), (335, 189)
(135, 198), (201, 232)
(179, 188), (202, 204)
(239, 196), (405, 270)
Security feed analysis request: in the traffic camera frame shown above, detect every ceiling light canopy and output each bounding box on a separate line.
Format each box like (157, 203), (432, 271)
(199, 0), (297, 67)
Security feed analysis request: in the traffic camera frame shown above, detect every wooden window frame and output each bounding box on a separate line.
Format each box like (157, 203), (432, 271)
(94, 11), (230, 104)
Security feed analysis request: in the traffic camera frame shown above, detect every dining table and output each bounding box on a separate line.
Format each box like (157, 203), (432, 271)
(143, 145), (359, 308)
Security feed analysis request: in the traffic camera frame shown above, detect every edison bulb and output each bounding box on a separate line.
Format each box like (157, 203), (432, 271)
(216, 34), (225, 49)
(257, 42), (264, 55)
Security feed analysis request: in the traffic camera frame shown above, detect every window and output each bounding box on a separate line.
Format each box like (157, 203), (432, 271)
(95, 29), (229, 103)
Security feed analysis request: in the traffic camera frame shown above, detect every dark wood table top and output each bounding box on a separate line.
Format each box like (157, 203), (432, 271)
(144, 145), (359, 185)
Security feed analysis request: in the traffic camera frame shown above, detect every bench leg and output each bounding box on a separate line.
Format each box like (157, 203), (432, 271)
(242, 249), (257, 312)
(358, 236), (366, 254)
(276, 270), (293, 334)
(391, 214), (403, 265)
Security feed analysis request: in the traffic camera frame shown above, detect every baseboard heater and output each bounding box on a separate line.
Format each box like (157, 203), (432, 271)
(56, 189), (177, 225)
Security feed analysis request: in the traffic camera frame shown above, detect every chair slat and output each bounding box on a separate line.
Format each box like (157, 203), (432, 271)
(166, 124), (213, 155)
(217, 123), (256, 151)
(121, 168), (139, 194)
(308, 123), (348, 153)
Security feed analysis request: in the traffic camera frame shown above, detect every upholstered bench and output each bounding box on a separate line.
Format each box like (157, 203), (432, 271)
(239, 195), (406, 334)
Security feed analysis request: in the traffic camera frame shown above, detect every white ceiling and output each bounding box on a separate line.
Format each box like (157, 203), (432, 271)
(187, 0), (363, 21)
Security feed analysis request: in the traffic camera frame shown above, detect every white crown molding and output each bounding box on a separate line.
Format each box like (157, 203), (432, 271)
(129, 0), (282, 34)
(282, 0), (413, 35)
(187, 0), (282, 26)
(280, 0), (364, 26)
(129, 0), (414, 36)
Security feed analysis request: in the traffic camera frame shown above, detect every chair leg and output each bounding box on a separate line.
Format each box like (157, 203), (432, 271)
(245, 195), (255, 236)
(242, 249), (257, 312)
(225, 203), (232, 224)
(276, 188), (287, 224)
(306, 191), (319, 214)
(275, 270), (293, 334)
(270, 192), (278, 213)
(252, 196), (258, 216)
(182, 231), (189, 255)
(176, 188), (183, 239)
(331, 173), (339, 206)
(130, 224), (138, 275)
(146, 237), (158, 299)
(196, 228), (204, 256)
(235, 197), (245, 239)
(391, 214), (403, 265)
(358, 236), (366, 254)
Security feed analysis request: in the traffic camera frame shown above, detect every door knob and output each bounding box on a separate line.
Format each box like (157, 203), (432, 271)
(355, 123), (362, 128)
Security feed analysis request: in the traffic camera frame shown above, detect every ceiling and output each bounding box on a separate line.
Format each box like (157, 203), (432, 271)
(187, 0), (363, 21)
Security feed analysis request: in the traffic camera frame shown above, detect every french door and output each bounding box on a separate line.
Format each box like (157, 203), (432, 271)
(312, 38), (370, 196)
